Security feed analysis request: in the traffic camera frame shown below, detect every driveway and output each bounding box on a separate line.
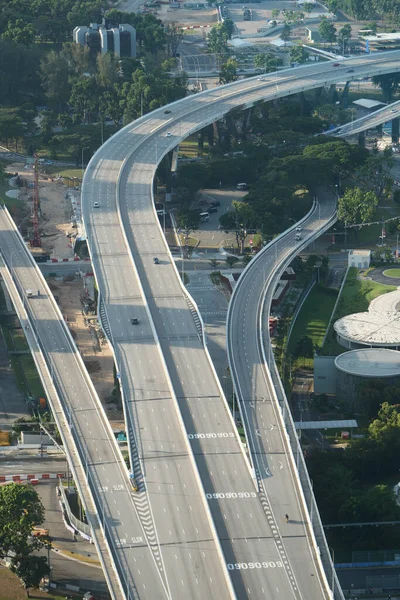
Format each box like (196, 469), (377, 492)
(368, 266), (400, 287)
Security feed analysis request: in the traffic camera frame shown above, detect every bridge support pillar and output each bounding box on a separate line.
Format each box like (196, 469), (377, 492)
(358, 129), (366, 148)
(339, 81), (350, 108)
(392, 116), (399, 144)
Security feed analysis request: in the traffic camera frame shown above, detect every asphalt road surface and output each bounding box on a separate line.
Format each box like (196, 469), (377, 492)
(0, 208), (165, 600)
(81, 51), (400, 599)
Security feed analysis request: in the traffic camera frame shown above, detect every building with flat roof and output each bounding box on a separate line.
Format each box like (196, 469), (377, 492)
(352, 98), (386, 112)
(348, 249), (371, 269)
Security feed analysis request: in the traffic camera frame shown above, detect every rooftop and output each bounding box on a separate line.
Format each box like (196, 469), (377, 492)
(349, 249), (371, 257)
(334, 310), (400, 346)
(363, 32), (400, 42)
(335, 348), (400, 377)
(353, 99), (386, 110)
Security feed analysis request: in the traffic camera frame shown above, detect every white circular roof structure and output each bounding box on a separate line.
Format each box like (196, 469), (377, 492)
(369, 289), (400, 312)
(335, 348), (400, 377)
(334, 310), (400, 346)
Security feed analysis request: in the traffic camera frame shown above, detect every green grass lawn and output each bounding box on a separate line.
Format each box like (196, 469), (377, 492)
(322, 267), (396, 355)
(287, 284), (338, 366)
(383, 268), (400, 278)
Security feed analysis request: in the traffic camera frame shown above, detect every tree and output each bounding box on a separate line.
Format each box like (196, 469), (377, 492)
(176, 162), (210, 193)
(272, 8), (280, 19)
(302, 2), (315, 15)
(337, 187), (378, 225)
(295, 335), (314, 358)
(222, 18), (235, 40)
(355, 148), (394, 201)
(12, 555), (50, 597)
(318, 18), (337, 46)
(219, 58), (238, 85)
(177, 210), (201, 250)
(69, 79), (99, 124)
(280, 24), (291, 43)
(219, 201), (255, 253)
(40, 50), (72, 113)
(0, 484), (46, 560)
(0, 109), (26, 151)
(2, 19), (35, 45)
(207, 23), (229, 55)
(337, 24), (352, 52)
(165, 22), (184, 57)
(253, 53), (282, 73)
(96, 52), (120, 90)
(289, 45), (308, 64)
(372, 73), (400, 103)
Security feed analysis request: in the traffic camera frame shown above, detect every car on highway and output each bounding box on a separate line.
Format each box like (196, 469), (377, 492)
(295, 233), (302, 240)
(333, 62), (341, 67)
(93, 202), (100, 208)
(164, 110), (171, 114)
(25, 289), (33, 298)
(391, 108), (398, 113)
(131, 317), (139, 325)
(296, 226), (302, 232)
(153, 257), (160, 264)
(346, 68), (354, 73)
(166, 132), (172, 137)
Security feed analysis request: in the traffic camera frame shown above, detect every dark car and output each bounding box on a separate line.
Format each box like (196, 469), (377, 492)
(333, 62), (341, 67)
(131, 317), (139, 325)
(153, 257), (160, 264)
(208, 207), (218, 213)
(210, 201), (220, 207)
(346, 68), (354, 73)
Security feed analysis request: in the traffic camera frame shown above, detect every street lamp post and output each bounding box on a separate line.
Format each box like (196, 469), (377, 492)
(329, 546), (335, 599)
(81, 147), (88, 182)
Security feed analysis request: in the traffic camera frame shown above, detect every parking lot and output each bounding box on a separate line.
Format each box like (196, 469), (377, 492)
(194, 188), (248, 251)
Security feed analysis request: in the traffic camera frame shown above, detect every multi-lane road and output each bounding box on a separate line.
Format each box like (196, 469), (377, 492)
(0, 50), (398, 600)
(328, 97), (400, 138)
(81, 51), (400, 599)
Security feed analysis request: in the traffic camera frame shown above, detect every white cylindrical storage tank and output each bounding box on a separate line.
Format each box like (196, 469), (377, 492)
(335, 348), (400, 411)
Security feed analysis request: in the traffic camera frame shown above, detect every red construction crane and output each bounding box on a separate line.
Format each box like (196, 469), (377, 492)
(31, 154), (41, 247)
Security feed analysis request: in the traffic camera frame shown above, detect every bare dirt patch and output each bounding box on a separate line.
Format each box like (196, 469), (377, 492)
(7, 161), (76, 260)
(50, 277), (123, 421)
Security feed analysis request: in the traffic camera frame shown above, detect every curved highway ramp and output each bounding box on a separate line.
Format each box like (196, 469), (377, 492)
(80, 50), (400, 600)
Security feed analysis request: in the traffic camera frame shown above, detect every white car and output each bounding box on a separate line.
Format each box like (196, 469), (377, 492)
(166, 132), (172, 137)
(296, 226), (302, 232)
(93, 202), (100, 208)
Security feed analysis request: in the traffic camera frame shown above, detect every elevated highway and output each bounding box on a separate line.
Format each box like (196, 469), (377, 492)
(81, 51), (400, 599)
(0, 50), (396, 599)
(328, 98), (400, 138)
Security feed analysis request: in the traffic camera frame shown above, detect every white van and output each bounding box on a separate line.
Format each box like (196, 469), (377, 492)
(236, 183), (248, 191)
(295, 233), (302, 241)
(200, 212), (209, 222)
